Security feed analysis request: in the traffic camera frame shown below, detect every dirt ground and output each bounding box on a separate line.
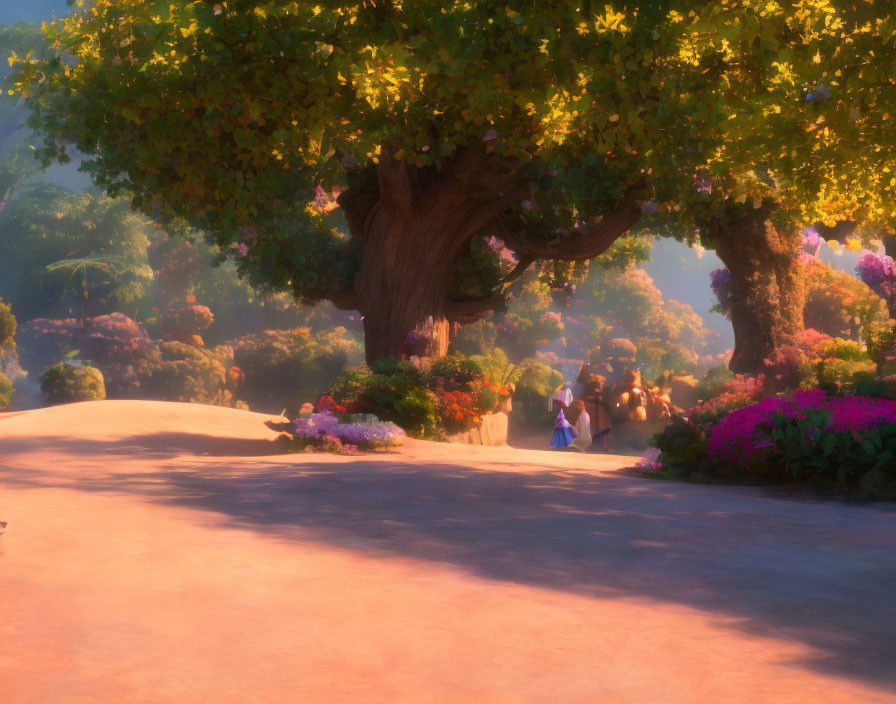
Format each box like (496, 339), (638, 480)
(1, 400), (895, 703)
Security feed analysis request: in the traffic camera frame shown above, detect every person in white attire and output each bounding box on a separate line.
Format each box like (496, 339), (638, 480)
(571, 399), (591, 451)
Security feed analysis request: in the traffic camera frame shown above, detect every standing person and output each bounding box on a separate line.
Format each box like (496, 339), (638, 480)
(572, 400), (591, 451)
(550, 407), (577, 449)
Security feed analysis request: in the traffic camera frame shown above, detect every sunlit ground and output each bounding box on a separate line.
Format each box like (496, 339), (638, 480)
(2, 401), (894, 703)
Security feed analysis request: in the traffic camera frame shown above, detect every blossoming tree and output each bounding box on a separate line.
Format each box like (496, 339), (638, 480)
(11, 1), (896, 368)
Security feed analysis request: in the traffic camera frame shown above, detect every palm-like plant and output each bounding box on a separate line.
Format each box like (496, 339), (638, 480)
(45, 253), (123, 317)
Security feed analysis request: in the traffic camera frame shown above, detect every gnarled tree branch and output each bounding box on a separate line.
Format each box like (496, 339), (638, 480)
(501, 254), (535, 286)
(445, 292), (505, 324)
(499, 199), (642, 261)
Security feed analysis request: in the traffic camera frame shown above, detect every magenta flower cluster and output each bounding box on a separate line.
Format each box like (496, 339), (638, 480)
(707, 390), (896, 462)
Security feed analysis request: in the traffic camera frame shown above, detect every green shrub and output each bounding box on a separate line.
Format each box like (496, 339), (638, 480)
(135, 341), (235, 406)
(647, 416), (713, 480)
(0, 299), (18, 406)
(40, 362), (106, 405)
(694, 365), (735, 402)
(329, 363), (439, 438)
(0, 299), (16, 348)
(449, 319), (498, 357)
(328, 353), (510, 439)
(0, 371), (14, 409)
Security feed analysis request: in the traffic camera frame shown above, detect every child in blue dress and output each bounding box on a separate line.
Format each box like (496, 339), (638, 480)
(550, 408), (577, 449)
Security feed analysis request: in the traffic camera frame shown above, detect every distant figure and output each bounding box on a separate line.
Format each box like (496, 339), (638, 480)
(550, 408), (577, 449)
(572, 400), (591, 451)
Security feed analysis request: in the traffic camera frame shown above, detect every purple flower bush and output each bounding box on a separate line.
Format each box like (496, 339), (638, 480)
(856, 249), (896, 318)
(709, 268), (734, 315)
(293, 411), (406, 452)
(856, 249), (896, 285)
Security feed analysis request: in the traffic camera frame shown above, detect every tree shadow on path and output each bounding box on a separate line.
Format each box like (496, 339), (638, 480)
(3, 432), (896, 690)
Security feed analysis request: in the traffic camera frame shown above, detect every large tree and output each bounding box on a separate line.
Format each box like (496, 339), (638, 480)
(9, 1), (705, 361)
(648, 0), (896, 372)
(11, 1), (896, 369)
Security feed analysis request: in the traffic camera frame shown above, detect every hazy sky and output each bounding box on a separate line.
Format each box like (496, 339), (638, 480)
(0, 0), (69, 26)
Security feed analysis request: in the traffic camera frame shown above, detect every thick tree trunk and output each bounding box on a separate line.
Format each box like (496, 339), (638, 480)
(711, 204), (805, 374)
(340, 148), (531, 364)
(355, 216), (455, 363)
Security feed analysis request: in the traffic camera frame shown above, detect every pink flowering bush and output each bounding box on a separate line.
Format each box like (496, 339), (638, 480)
(650, 388), (896, 497)
(706, 390), (896, 492)
(162, 304), (214, 345)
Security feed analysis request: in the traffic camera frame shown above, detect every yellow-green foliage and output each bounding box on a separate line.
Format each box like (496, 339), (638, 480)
(135, 341), (235, 406)
(0, 371), (13, 409)
(40, 362), (106, 405)
(0, 299), (15, 346)
(0, 298), (18, 409)
(814, 338), (878, 393)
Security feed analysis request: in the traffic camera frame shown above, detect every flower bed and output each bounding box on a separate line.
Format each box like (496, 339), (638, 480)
(648, 389), (896, 498)
(291, 411), (406, 453)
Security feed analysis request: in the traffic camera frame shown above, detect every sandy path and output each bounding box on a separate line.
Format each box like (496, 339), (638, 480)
(1, 400), (894, 703)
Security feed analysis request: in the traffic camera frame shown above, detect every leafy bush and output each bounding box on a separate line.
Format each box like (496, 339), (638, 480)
(648, 416), (713, 479)
(694, 365), (735, 402)
(814, 338), (877, 394)
(0, 298), (18, 407)
(134, 341), (236, 406)
(450, 319), (498, 357)
(803, 258), (892, 339)
(0, 298), (16, 348)
(329, 363), (440, 438)
(0, 371), (13, 409)
(635, 337), (699, 379)
(328, 354), (510, 438)
(39, 362), (106, 405)
(232, 327), (363, 412)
